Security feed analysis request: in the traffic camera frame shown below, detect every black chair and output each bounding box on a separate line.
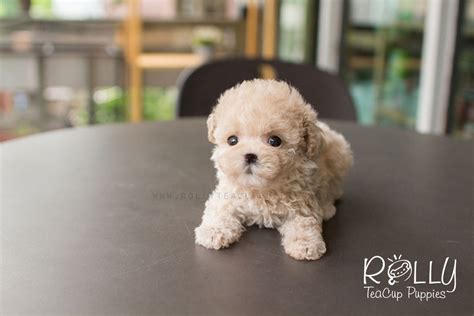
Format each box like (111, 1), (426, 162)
(177, 57), (357, 121)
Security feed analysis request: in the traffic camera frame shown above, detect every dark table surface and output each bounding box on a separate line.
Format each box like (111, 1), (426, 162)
(2, 118), (473, 316)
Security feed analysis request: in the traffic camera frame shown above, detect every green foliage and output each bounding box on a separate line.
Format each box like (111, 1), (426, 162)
(31, 0), (53, 18)
(0, 0), (19, 17)
(78, 86), (177, 124)
(142, 87), (176, 121)
(0, 0), (52, 17)
(95, 87), (127, 123)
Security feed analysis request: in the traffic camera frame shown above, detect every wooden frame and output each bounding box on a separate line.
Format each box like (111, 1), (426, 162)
(123, 0), (278, 122)
(262, 0), (277, 59)
(125, 0), (142, 122)
(245, 0), (259, 57)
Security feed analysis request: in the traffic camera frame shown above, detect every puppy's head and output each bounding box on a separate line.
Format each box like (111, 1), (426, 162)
(207, 79), (323, 189)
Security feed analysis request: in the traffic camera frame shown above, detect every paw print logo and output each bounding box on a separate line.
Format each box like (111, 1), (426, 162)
(387, 254), (412, 285)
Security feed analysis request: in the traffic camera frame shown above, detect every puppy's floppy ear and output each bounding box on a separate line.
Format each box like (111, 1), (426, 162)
(207, 112), (217, 144)
(303, 108), (325, 159)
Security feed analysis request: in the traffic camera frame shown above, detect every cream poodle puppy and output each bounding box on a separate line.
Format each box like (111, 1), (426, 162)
(195, 79), (353, 260)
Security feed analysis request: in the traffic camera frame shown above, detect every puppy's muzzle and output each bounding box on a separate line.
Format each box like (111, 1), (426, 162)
(244, 153), (258, 164)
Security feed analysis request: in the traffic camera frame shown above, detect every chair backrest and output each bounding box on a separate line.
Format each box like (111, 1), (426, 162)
(177, 57), (357, 121)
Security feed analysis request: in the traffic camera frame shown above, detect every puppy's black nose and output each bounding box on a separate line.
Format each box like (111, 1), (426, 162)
(244, 153), (258, 164)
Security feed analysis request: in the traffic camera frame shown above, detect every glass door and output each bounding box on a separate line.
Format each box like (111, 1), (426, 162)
(448, 0), (474, 137)
(342, 0), (427, 128)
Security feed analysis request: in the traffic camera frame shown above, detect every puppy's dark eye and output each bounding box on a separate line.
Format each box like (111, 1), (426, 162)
(267, 135), (282, 147)
(227, 135), (238, 146)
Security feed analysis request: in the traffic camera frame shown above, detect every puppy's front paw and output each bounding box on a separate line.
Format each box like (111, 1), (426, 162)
(283, 237), (326, 261)
(195, 225), (239, 250)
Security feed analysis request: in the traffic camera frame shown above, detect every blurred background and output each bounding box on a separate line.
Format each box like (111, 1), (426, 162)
(0, 0), (472, 141)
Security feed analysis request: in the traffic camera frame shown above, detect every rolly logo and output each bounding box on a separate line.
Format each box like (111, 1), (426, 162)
(364, 254), (457, 290)
(387, 255), (412, 285)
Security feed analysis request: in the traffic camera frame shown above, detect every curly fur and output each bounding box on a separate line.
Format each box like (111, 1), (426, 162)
(195, 79), (353, 260)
